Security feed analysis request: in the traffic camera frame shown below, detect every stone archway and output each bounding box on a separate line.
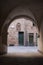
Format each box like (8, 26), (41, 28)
(38, 18), (43, 53)
(1, 6), (38, 54)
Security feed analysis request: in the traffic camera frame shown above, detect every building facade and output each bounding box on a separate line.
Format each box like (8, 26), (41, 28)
(7, 18), (38, 46)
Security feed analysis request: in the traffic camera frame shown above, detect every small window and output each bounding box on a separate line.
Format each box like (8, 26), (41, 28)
(33, 23), (35, 26)
(16, 23), (21, 31)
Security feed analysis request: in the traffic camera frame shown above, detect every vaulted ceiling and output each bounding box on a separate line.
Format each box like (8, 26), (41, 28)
(0, 0), (43, 33)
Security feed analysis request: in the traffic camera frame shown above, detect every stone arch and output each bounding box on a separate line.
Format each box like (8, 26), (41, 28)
(1, 6), (38, 54)
(38, 18), (43, 53)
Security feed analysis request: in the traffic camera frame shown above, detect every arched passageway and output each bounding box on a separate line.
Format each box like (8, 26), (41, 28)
(1, 6), (42, 56)
(7, 17), (39, 53)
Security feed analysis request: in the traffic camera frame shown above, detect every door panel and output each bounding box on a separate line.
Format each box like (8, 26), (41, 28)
(29, 33), (34, 46)
(18, 32), (24, 46)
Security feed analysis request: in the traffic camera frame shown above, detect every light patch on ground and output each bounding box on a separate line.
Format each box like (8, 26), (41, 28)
(7, 46), (37, 53)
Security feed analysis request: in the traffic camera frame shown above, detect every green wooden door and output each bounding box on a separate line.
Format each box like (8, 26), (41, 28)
(29, 33), (34, 46)
(18, 32), (24, 46)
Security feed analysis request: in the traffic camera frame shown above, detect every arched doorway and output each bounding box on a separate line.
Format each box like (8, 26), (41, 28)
(1, 6), (38, 54)
(7, 17), (39, 53)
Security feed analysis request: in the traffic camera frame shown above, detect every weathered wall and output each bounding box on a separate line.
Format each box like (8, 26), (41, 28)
(7, 18), (38, 46)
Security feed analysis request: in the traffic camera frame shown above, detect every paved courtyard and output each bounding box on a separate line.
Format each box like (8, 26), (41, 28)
(7, 46), (38, 53)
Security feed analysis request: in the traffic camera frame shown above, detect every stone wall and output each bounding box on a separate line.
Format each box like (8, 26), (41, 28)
(7, 18), (38, 46)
